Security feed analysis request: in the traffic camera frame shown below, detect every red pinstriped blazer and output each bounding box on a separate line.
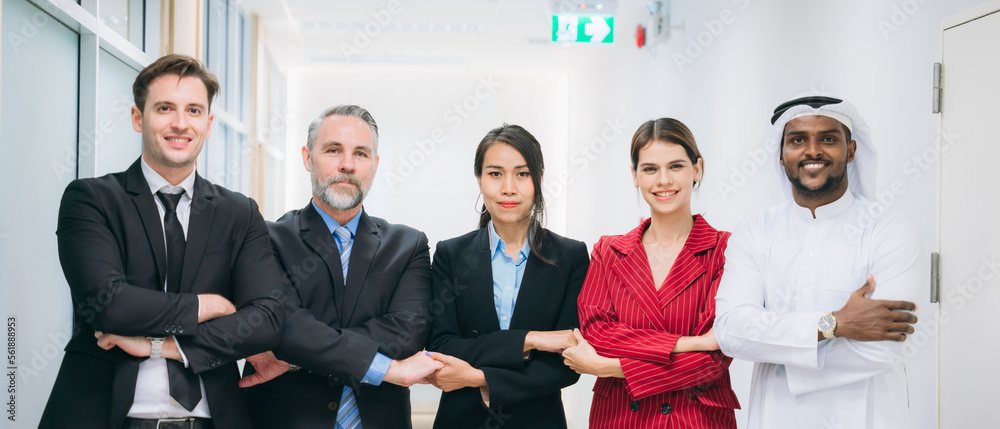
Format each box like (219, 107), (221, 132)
(578, 215), (739, 429)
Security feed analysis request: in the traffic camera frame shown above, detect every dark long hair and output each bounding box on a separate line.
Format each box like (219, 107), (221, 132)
(473, 124), (552, 265)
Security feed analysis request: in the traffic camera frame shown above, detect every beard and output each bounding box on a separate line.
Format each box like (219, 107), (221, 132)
(786, 162), (848, 201)
(312, 171), (367, 211)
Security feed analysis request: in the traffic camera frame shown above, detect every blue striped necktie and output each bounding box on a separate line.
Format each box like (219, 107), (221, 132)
(334, 226), (361, 429)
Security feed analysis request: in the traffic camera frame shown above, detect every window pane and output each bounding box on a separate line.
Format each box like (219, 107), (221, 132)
(1, 1), (80, 423)
(205, 0), (228, 111)
(239, 9), (251, 122)
(206, 123), (228, 185)
(99, 0), (144, 48)
(95, 48), (141, 177)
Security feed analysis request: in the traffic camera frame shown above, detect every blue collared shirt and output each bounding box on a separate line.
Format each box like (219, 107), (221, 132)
(488, 221), (530, 330)
(311, 201), (391, 385)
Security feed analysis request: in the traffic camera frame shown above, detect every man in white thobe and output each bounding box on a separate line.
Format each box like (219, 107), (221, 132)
(715, 95), (923, 429)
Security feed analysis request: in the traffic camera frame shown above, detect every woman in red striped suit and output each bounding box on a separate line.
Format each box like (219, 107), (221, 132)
(562, 118), (739, 428)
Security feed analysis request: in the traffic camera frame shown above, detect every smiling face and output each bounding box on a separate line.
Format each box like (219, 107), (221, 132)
(478, 142), (535, 230)
(132, 74), (213, 179)
(302, 115), (379, 215)
(632, 140), (702, 218)
(780, 115), (856, 206)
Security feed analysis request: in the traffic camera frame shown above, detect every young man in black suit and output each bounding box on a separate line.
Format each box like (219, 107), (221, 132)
(239, 105), (442, 429)
(40, 54), (285, 429)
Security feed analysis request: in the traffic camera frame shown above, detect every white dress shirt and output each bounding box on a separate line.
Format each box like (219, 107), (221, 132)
(128, 158), (211, 418)
(715, 191), (924, 429)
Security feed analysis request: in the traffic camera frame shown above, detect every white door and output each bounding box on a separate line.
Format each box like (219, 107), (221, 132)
(939, 8), (1000, 429)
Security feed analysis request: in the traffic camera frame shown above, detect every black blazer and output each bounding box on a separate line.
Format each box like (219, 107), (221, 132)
(244, 203), (432, 429)
(428, 227), (589, 429)
(39, 158), (285, 429)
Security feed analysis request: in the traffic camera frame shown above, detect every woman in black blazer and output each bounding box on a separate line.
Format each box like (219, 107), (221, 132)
(426, 124), (590, 429)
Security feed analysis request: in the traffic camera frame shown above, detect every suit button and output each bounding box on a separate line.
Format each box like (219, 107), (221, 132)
(660, 403), (672, 415)
(333, 377), (342, 383)
(164, 325), (170, 333)
(630, 401), (640, 412)
(471, 330), (479, 338)
(177, 327), (184, 334)
(328, 401), (338, 411)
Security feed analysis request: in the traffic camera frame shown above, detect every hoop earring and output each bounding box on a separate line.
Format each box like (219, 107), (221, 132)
(474, 193), (486, 214)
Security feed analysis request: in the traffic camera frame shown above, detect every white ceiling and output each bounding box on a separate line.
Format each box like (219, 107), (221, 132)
(239, 0), (628, 67)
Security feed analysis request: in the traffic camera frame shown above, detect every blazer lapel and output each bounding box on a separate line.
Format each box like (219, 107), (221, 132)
(341, 211), (381, 326)
(459, 228), (501, 332)
(610, 237), (669, 332)
(125, 159), (168, 290)
(509, 231), (552, 330)
(179, 175), (216, 293)
(299, 204), (345, 319)
(656, 247), (706, 308)
(657, 215), (717, 308)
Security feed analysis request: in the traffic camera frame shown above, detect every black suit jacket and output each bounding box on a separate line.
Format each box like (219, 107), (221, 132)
(244, 203), (432, 429)
(428, 227), (589, 429)
(39, 158), (285, 429)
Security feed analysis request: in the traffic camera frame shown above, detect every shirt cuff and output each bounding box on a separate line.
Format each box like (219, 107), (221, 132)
(173, 336), (190, 368)
(361, 352), (391, 386)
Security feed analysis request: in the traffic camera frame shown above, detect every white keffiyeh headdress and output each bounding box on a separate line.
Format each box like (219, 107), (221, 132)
(770, 93), (878, 201)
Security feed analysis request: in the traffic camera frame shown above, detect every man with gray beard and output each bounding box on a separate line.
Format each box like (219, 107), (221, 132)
(239, 105), (442, 429)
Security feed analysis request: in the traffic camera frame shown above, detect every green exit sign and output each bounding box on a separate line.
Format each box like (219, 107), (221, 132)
(552, 15), (614, 44)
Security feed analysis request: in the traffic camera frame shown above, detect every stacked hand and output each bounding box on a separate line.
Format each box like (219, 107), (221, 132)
(524, 329), (577, 353)
(239, 351), (290, 388)
(561, 329), (623, 378)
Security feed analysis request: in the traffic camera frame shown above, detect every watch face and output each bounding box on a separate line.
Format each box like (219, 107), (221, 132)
(819, 314), (835, 332)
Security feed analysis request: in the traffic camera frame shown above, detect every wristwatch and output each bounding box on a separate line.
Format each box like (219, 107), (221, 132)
(818, 313), (837, 339)
(147, 337), (165, 358)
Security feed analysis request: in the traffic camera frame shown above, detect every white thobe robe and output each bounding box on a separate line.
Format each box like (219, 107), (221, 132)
(715, 191), (923, 429)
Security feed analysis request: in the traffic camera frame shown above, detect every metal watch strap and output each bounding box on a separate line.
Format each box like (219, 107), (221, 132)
(147, 337), (165, 358)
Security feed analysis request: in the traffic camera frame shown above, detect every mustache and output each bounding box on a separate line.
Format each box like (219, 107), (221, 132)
(321, 173), (363, 190)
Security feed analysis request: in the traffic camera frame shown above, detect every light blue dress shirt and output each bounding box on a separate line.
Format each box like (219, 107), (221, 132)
(312, 201), (391, 385)
(488, 221), (530, 330)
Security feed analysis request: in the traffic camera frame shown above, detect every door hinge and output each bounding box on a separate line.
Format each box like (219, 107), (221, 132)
(930, 252), (941, 303)
(932, 62), (943, 114)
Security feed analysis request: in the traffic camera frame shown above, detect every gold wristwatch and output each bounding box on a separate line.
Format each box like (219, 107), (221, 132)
(818, 312), (837, 339)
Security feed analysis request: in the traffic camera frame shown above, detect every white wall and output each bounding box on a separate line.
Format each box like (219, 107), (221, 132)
(273, 1), (994, 427)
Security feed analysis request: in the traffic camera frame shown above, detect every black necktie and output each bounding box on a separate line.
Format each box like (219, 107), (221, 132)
(156, 191), (202, 411)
